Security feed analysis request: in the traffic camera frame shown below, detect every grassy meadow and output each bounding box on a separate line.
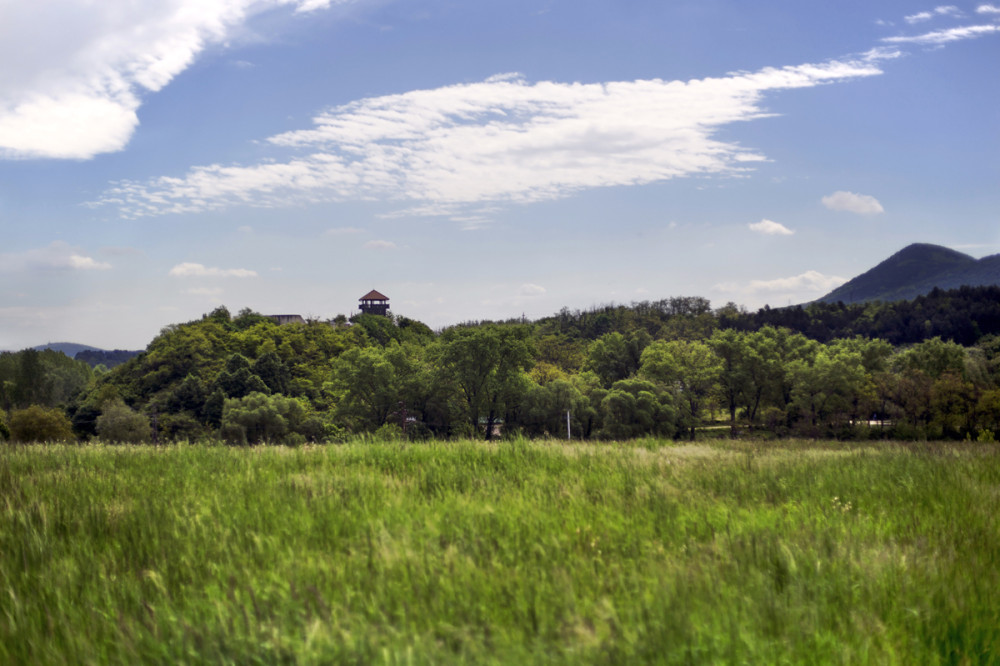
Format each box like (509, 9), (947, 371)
(1, 438), (998, 664)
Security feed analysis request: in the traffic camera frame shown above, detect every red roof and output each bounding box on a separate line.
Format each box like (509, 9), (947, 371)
(359, 289), (389, 301)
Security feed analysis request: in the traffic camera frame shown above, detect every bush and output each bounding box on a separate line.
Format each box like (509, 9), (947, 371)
(8, 405), (75, 443)
(96, 401), (151, 444)
(0, 415), (9, 441)
(221, 392), (315, 445)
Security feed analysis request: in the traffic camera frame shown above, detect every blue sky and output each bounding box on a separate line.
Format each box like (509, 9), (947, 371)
(1, 0), (998, 350)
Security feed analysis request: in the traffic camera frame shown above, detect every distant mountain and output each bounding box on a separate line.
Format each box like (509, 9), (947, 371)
(24, 342), (141, 369)
(818, 243), (1000, 304)
(32, 342), (102, 356)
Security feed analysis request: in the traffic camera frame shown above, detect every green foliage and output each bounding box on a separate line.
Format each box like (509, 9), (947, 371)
(8, 405), (75, 443)
(0, 349), (93, 411)
(436, 325), (535, 439)
(221, 392), (319, 445)
(327, 343), (423, 433)
(895, 336), (968, 379)
(598, 378), (676, 440)
(583, 330), (650, 388)
(95, 401), (151, 444)
(215, 353), (270, 399)
(0, 415), (8, 441)
(45, 295), (1000, 444)
(641, 339), (721, 439)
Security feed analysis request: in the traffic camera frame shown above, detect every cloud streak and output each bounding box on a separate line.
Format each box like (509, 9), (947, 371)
(0, 0), (344, 160)
(883, 23), (1000, 44)
(905, 6), (963, 24)
(94, 55), (890, 218)
(168, 262), (257, 277)
(715, 271), (847, 295)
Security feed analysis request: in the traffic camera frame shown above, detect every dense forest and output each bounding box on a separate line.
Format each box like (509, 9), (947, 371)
(3, 286), (1000, 444)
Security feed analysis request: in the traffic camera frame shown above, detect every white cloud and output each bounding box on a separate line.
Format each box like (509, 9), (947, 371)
(364, 240), (396, 250)
(0, 0), (344, 160)
(519, 283), (547, 296)
(821, 190), (885, 215)
(67, 255), (114, 270)
(0, 241), (112, 272)
(715, 270), (847, 294)
(94, 54), (888, 218)
(168, 262), (257, 277)
(883, 23), (1000, 44)
(978, 4), (1000, 14)
(906, 6), (964, 23)
(905, 11), (934, 23)
(748, 219), (794, 235)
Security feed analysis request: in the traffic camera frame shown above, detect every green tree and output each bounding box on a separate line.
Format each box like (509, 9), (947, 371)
(640, 339), (721, 440)
(96, 401), (151, 443)
(8, 405), (75, 443)
(521, 378), (591, 438)
(327, 343), (421, 432)
(215, 354), (270, 399)
(221, 392), (313, 445)
(894, 337), (967, 379)
(252, 352), (291, 395)
(929, 372), (977, 439)
(787, 345), (869, 434)
(708, 329), (751, 435)
(436, 325), (534, 440)
(598, 378), (676, 440)
(584, 330), (650, 388)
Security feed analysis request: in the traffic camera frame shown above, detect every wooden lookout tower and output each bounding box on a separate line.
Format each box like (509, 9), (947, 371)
(359, 289), (390, 316)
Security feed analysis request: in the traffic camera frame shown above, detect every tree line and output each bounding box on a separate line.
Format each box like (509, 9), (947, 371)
(4, 287), (1000, 444)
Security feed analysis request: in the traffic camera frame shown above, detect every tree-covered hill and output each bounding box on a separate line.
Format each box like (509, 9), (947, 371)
(5, 288), (1000, 445)
(818, 243), (1000, 304)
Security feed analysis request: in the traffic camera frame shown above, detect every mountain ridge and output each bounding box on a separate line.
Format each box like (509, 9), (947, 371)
(818, 243), (1000, 304)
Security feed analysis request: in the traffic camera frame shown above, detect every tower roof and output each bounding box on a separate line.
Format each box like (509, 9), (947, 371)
(360, 289), (389, 301)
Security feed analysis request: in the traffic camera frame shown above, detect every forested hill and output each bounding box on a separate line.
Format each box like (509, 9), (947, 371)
(5, 286), (1000, 446)
(536, 287), (1000, 347)
(74, 349), (142, 369)
(818, 243), (1000, 304)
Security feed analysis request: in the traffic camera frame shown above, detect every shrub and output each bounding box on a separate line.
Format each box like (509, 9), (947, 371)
(8, 405), (75, 443)
(221, 392), (314, 445)
(96, 401), (151, 444)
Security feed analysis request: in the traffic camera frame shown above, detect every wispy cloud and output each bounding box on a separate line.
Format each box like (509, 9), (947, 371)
(715, 270), (847, 294)
(748, 219), (794, 235)
(906, 11), (935, 24)
(821, 191), (884, 215)
(978, 4), (1000, 14)
(0, 1), (345, 160)
(905, 6), (963, 23)
(168, 262), (257, 278)
(94, 55), (890, 219)
(0, 241), (111, 272)
(883, 23), (1000, 44)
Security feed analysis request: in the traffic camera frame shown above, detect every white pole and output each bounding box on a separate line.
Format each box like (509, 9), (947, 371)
(566, 410), (571, 440)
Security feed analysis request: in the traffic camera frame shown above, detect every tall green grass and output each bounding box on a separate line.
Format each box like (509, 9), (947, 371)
(1, 439), (998, 664)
